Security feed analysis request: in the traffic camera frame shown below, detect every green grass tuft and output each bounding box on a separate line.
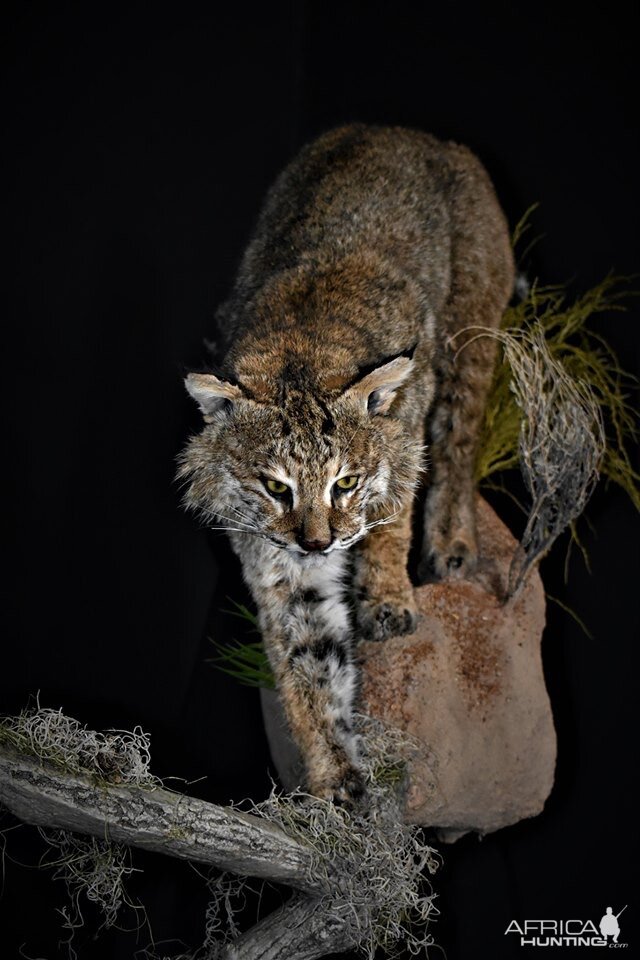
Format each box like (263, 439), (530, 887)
(208, 637), (274, 689)
(209, 599), (273, 688)
(220, 597), (259, 627)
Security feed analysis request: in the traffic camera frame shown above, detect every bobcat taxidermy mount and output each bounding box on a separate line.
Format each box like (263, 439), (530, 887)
(179, 124), (514, 803)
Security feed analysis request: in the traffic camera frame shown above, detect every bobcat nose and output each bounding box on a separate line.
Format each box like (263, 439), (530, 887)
(298, 537), (332, 553)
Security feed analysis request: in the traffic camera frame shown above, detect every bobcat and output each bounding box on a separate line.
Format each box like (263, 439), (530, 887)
(179, 124), (514, 802)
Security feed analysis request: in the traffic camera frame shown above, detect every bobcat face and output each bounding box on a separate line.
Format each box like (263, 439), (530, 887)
(178, 354), (424, 558)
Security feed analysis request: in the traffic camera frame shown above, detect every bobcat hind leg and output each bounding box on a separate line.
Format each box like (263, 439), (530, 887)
(417, 327), (498, 582)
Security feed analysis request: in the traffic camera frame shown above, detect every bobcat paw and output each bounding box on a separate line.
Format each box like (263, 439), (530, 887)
(310, 765), (366, 808)
(358, 597), (418, 642)
(331, 768), (366, 807)
(417, 531), (477, 584)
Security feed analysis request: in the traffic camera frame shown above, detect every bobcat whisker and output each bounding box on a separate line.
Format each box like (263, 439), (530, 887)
(227, 504), (259, 525)
(364, 510), (401, 531)
(337, 527), (368, 549)
(221, 515), (291, 550)
(208, 515), (253, 529)
(205, 509), (274, 541)
(210, 525), (284, 547)
(209, 525), (262, 537)
(211, 510), (260, 531)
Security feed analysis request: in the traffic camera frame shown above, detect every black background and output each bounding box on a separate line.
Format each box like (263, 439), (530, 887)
(2, 3), (638, 958)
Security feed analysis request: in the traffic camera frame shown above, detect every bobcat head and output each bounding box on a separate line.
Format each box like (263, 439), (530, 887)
(178, 353), (424, 558)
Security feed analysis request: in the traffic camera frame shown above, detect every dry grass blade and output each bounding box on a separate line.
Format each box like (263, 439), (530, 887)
(459, 323), (605, 598)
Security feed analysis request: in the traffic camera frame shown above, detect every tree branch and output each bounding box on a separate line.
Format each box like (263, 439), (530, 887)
(0, 744), (325, 897)
(0, 708), (437, 959)
(218, 896), (360, 960)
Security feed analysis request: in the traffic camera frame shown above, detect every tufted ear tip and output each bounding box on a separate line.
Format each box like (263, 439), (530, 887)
(184, 372), (244, 419)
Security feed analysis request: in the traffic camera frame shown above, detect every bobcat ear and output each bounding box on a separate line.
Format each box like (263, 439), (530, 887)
(184, 372), (244, 420)
(342, 352), (414, 416)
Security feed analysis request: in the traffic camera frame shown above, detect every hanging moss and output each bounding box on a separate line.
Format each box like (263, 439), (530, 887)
(0, 700), (158, 787)
(206, 713), (440, 960)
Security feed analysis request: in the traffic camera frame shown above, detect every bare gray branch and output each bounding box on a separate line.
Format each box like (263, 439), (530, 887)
(0, 744), (322, 897)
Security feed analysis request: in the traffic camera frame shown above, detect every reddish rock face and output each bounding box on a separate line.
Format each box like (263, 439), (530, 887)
(261, 497), (556, 841)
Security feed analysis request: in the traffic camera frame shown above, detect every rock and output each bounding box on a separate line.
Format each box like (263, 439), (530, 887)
(260, 497), (557, 841)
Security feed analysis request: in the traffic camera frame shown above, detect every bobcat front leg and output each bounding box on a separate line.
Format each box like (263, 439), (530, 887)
(264, 596), (363, 802)
(267, 625), (363, 804)
(355, 501), (417, 642)
(239, 542), (364, 803)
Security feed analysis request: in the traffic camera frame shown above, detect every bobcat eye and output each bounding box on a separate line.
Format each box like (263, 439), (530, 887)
(264, 478), (290, 497)
(334, 475), (359, 492)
